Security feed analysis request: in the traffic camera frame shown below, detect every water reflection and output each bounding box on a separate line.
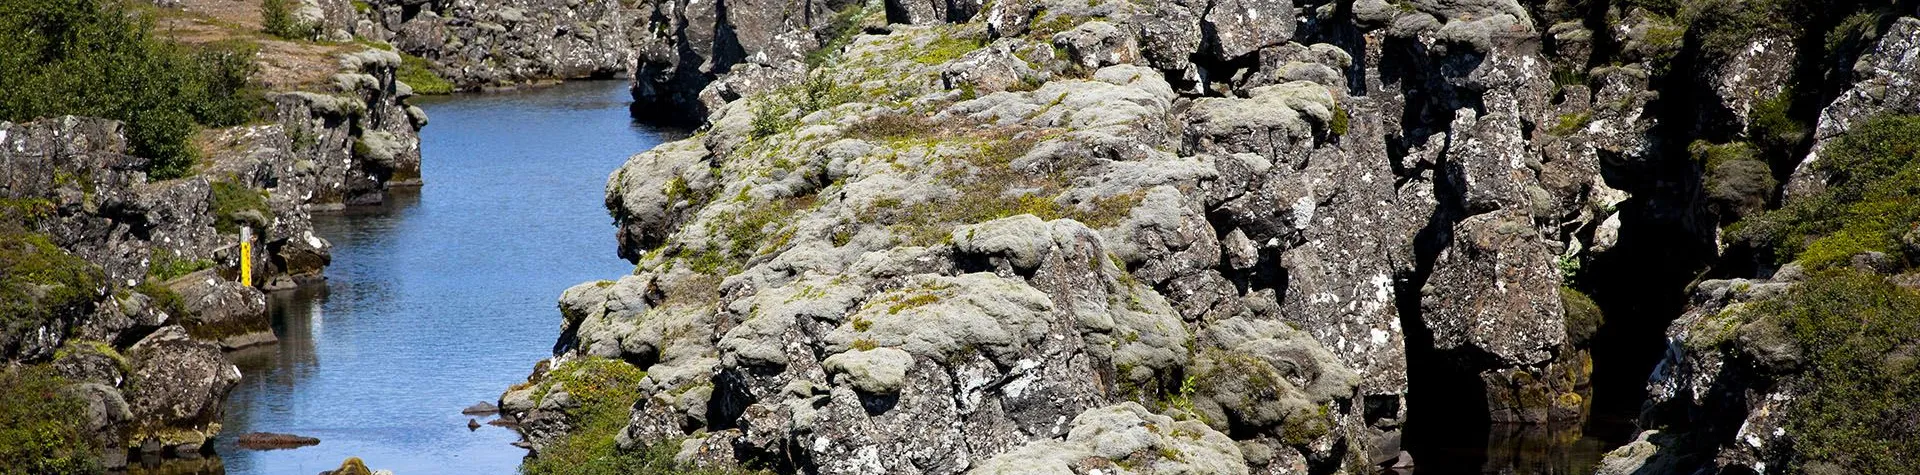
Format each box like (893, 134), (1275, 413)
(212, 81), (677, 474)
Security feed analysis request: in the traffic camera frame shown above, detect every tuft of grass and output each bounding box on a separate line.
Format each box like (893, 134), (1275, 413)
(147, 250), (213, 282)
(1547, 112), (1591, 136)
(913, 33), (984, 66)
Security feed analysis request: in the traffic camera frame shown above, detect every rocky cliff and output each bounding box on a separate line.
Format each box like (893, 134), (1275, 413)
(497, 0), (1920, 471)
(0, 28), (425, 471)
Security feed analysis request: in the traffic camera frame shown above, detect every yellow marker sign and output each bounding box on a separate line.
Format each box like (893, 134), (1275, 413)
(240, 226), (253, 287)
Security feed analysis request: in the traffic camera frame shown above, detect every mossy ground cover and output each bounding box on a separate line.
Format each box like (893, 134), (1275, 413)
(1732, 114), (1920, 269)
(1734, 271), (1920, 473)
(520, 358), (767, 475)
(0, 365), (101, 474)
(0, 225), (105, 353)
(0, 0), (266, 180)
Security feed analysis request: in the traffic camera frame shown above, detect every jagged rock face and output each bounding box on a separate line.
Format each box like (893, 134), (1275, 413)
(355, 0), (639, 89)
(1600, 275), (1799, 475)
(541, 0), (1629, 464)
(624, 0), (855, 124)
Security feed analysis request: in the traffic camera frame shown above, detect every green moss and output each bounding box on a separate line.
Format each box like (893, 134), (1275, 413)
(350, 0), (372, 14)
(1732, 114), (1920, 269)
(1, 232), (104, 344)
(209, 180), (275, 235)
(913, 33), (984, 66)
(1547, 112), (1591, 136)
(397, 52), (453, 95)
(0, 365), (101, 474)
(1559, 286), (1603, 346)
(1739, 271), (1920, 473)
(1329, 103), (1349, 136)
(1694, 141), (1776, 222)
(521, 358), (762, 475)
(54, 339), (130, 375)
(135, 279), (188, 319)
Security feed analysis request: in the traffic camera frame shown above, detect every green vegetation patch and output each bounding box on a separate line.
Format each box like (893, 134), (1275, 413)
(397, 52), (453, 95)
(521, 358), (765, 475)
(262, 0), (319, 40)
(750, 74), (857, 139)
(210, 180), (275, 235)
(1, 230), (104, 351)
(0, 365), (101, 474)
(1694, 141), (1776, 222)
(0, 0), (267, 180)
(147, 249), (213, 282)
(1736, 271), (1920, 473)
(1732, 114), (1920, 269)
(1559, 286), (1603, 347)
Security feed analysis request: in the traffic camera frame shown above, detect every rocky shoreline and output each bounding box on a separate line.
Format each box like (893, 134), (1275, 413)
(1, 31), (424, 472)
(433, 0), (1920, 473)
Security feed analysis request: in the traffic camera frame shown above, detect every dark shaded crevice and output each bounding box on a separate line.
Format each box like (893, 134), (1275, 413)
(1579, 24), (1718, 423)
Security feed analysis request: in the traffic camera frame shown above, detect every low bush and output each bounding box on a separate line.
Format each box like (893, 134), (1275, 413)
(0, 0), (266, 180)
(262, 0), (318, 40)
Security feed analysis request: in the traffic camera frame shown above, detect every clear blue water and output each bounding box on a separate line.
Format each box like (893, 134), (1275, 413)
(212, 81), (680, 475)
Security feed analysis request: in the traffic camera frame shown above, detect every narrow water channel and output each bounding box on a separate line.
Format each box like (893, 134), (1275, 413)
(213, 81), (683, 474)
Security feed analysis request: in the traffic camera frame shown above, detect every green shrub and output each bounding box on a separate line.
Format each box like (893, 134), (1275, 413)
(748, 73), (854, 139)
(1732, 114), (1920, 269)
(209, 180), (274, 235)
(262, 0), (318, 40)
(0, 0), (267, 180)
(804, 3), (872, 68)
(1741, 271), (1920, 473)
(0, 365), (100, 474)
(397, 52), (452, 95)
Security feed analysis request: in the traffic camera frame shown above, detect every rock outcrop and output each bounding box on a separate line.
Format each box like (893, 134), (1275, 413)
(0, 41), (425, 467)
(349, 0), (638, 89)
(507, 0), (1660, 468)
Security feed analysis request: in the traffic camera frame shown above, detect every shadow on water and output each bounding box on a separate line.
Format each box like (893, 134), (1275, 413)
(204, 81), (681, 475)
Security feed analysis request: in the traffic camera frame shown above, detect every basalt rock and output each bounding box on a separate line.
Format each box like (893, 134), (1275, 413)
(354, 0), (638, 90)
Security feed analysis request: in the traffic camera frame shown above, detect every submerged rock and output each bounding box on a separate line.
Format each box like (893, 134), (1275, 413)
(236, 432), (322, 450)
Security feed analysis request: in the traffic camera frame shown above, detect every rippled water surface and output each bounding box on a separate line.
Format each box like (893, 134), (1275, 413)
(214, 81), (680, 474)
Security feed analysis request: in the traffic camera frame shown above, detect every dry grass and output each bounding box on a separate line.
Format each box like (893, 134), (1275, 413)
(148, 0), (362, 90)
